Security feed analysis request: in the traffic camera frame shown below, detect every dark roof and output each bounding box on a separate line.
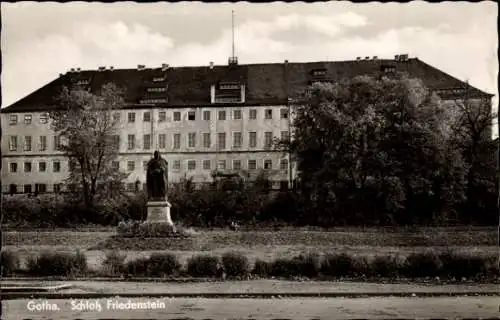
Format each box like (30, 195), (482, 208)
(2, 57), (493, 113)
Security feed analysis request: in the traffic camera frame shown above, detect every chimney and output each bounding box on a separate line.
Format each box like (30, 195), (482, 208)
(365, 56), (370, 60)
(76, 68), (81, 72)
(70, 68), (76, 72)
(109, 66), (114, 71)
(284, 60), (289, 64)
(373, 56), (378, 60)
(209, 62), (214, 69)
(138, 64), (146, 70)
(98, 66), (106, 71)
(356, 57), (361, 61)
(161, 63), (169, 71)
(394, 55), (400, 61)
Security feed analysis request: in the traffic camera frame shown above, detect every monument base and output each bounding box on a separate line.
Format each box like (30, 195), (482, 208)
(146, 200), (174, 227)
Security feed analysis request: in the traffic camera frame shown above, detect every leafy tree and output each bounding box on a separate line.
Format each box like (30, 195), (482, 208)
(49, 83), (129, 211)
(282, 74), (468, 225)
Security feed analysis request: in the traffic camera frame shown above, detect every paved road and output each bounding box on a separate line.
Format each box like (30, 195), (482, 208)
(3, 297), (500, 319)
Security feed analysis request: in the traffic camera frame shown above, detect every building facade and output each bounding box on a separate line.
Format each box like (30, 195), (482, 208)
(1, 54), (493, 194)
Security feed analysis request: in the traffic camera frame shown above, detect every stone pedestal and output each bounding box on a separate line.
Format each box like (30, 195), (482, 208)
(146, 200), (174, 226)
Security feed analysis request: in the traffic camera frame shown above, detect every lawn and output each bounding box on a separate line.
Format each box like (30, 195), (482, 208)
(2, 227), (498, 271)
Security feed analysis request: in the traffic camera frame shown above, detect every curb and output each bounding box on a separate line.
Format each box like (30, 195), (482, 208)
(1, 291), (499, 300)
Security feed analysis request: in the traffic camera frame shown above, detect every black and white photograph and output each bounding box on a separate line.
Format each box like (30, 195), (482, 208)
(1, 1), (499, 319)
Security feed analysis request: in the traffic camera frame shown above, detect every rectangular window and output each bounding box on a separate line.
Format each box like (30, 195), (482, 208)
(280, 131), (289, 141)
(143, 112), (151, 122)
(264, 159), (272, 170)
(249, 109), (257, 119)
(280, 159), (289, 171)
(39, 136), (47, 151)
(128, 112), (136, 123)
(202, 159), (211, 170)
(248, 159), (257, 170)
(218, 110), (226, 120)
(233, 132), (242, 148)
(9, 136), (18, 151)
(264, 132), (273, 148)
(53, 161), (61, 172)
(173, 111), (181, 121)
(9, 115), (18, 125)
(24, 162), (32, 172)
(53, 184), (62, 193)
(187, 160), (196, 171)
(173, 160), (181, 170)
(188, 133), (196, 148)
(143, 134), (151, 150)
(217, 132), (226, 149)
(203, 110), (211, 121)
(203, 133), (211, 148)
(158, 134), (166, 149)
(158, 111), (166, 122)
(113, 112), (121, 122)
(217, 160), (226, 170)
(126, 183), (135, 192)
(39, 161), (46, 172)
(111, 161), (120, 171)
(36, 183), (47, 193)
(24, 114), (32, 124)
(280, 108), (289, 119)
(9, 163), (17, 173)
(40, 113), (49, 124)
(111, 135), (120, 150)
(54, 135), (61, 150)
(188, 111), (196, 121)
(127, 161), (135, 172)
(24, 136), (32, 151)
(24, 184), (32, 194)
(146, 87), (167, 93)
(249, 132), (257, 148)
(233, 160), (241, 171)
(173, 134), (181, 149)
(265, 109), (273, 119)
(127, 135), (135, 150)
(233, 110), (242, 120)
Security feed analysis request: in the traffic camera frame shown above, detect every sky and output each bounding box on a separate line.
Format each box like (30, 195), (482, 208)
(1, 1), (498, 134)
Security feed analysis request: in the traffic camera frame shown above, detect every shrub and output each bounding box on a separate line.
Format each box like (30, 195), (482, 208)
(147, 253), (181, 276)
(123, 257), (150, 276)
(321, 253), (358, 277)
(292, 253), (321, 278)
(252, 259), (272, 277)
(222, 252), (249, 277)
(270, 258), (302, 278)
(439, 251), (489, 279)
(1, 250), (20, 276)
(101, 250), (127, 276)
(403, 251), (442, 278)
(27, 250), (87, 276)
(187, 255), (220, 277)
(368, 255), (402, 277)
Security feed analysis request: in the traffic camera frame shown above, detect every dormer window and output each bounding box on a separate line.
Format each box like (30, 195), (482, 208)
(146, 87), (167, 93)
(76, 79), (90, 86)
(213, 81), (245, 104)
(311, 69), (327, 77)
(381, 65), (396, 73)
(139, 98), (168, 104)
(152, 77), (166, 82)
(219, 82), (240, 90)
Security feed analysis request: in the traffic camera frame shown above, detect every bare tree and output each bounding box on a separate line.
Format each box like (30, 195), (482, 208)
(49, 83), (128, 210)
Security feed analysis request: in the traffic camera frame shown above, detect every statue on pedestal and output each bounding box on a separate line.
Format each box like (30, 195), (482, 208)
(146, 150), (169, 201)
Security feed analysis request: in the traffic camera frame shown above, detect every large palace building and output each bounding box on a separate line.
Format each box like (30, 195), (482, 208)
(1, 54), (493, 194)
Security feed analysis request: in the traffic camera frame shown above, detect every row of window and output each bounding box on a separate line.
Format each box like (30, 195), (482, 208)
(8, 108), (289, 126)
(6, 180), (290, 194)
(9, 161), (61, 173)
(9, 157), (289, 174)
(8, 135), (60, 152)
(9, 113), (49, 125)
(8, 131), (290, 152)
(112, 158), (290, 172)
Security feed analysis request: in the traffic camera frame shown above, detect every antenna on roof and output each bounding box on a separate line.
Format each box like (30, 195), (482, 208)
(228, 10), (238, 66)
